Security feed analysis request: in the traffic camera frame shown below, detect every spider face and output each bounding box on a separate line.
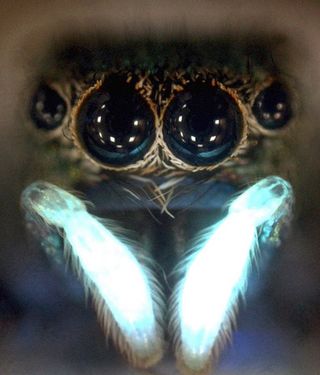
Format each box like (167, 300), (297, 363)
(28, 40), (294, 187)
(24, 39), (296, 375)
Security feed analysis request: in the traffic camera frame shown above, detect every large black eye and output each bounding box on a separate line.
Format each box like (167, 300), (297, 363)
(252, 81), (292, 129)
(75, 77), (155, 166)
(30, 84), (67, 130)
(163, 83), (243, 166)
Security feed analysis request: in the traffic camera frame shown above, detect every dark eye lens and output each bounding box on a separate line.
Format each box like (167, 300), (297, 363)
(76, 77), (155, 166)
(163, 83), (243, 166)
(30, 84), (67, 130)
(252, 81), (292, 129)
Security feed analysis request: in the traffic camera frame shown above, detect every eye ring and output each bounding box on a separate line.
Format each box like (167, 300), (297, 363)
(160, 80), (249, 171)
(71, 76), (159, 172)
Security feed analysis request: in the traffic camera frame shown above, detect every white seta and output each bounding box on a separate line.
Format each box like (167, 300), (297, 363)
(21, 181), (164, 368)
(173, 176), (293, 374)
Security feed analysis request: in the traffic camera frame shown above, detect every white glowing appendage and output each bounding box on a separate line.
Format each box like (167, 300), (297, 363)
(177, 176), (293, 371)
(21, 182), (162, 364)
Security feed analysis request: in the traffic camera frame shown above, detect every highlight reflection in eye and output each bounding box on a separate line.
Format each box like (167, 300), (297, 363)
(252, 80), (293, 129)
(30, 83), (67, 130)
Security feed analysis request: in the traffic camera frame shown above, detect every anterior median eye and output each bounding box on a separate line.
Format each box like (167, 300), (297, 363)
(74, 76), (156, 167)
(252, 81), (292, 129)
(163, 82), (244, 166)
(30, 84), (67, 130)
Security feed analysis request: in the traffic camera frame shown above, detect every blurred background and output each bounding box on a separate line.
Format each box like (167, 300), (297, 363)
(0, 1), (320, 374)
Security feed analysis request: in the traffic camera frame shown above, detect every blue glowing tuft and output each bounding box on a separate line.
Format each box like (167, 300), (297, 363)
(176, 176), (294, 372)
(21, 181), (163, 366)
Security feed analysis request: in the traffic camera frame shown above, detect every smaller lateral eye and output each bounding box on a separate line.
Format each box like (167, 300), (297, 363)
(30, 84), (67, 130)
(252, 81), (292, 130)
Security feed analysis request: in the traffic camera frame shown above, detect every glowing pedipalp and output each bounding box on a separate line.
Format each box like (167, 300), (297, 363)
(174, 176), (293, 374)
(21, 177), (293, 374)
(21, 181), (164, 368)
